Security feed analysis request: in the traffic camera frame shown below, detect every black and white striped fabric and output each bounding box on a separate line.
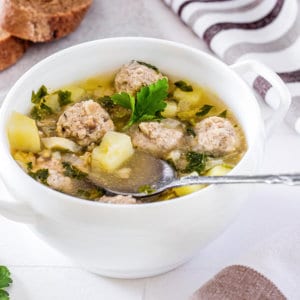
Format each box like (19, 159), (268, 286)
(163, 0), (300, 133)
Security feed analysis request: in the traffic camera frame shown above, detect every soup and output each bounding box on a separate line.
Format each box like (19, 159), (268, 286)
(7, 60), (247, 204)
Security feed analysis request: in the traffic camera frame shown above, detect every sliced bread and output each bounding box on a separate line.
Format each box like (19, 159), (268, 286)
(0, 28), (27, 71)
(0, 0), (93, 42)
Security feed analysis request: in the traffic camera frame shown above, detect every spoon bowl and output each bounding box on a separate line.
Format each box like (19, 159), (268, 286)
(88, 153), (176, 195)
(89, 156), (300, 198)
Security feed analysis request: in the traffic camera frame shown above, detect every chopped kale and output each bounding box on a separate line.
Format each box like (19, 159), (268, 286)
(186, 125), (196, 137)
(136, 61), (159, 73)
(96, 96), (115, 109)
(58, 90), (72, 106)
(174, 80), (193, 92)
(62, 162), (87, 180)
(31, 85), (48, 104)
(184, 151), (207, 174)
(30, 102), (53, 120)
(77, 187), (104, 200)
(26, 161), (33, 170)
(138, 184), (155, 194)
(218, 110), (227, 118)
(28, 169), (49, 185)
(30, 85), (54, 120)
(166, 159), (178, 171)
(196, 104), (213, 117)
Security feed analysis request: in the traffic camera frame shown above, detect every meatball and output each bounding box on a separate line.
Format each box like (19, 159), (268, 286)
(35, 156), (75, 194)
(130, 119), (184, 158)
(47, 169), (74, 193)
(191, 116), (239, 157)
(57, 100), (114, 146)
(99, 195), (137, 204)
(114, 61), (164, 94)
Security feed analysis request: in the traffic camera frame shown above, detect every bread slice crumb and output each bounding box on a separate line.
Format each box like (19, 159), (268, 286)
(0, 0), (93, 42)
(0, 28), (28, 71)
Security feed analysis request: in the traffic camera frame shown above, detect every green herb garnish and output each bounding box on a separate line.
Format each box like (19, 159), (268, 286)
(138, 184), (155, 194)
(0, 266), (12, 300)
(111, 78), (168, 128)
(30, 101), (53, 120)
(62, 162), (87, 180)
(0, 289), (9, 300)
(186, 126), (196, 137)
(58, 90), (72, 106)
(26, 161), (33, 170)
(31, 85), (48, 104)
(174, 80), (193, 92)
(184, 151), (207, 174)
(218, 110), (227, 118)
(28, 169), (49, 185)
(196, 104), (213, 117)
(136, 61), (159, 73)
(77, 187), (104, 200)
(166, 159), (178, 171)
(30, 85), (53, 120)
(96, 96), (115, 109)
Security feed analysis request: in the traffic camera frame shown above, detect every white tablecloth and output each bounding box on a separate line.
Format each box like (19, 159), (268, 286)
(1, 1), (300, 299)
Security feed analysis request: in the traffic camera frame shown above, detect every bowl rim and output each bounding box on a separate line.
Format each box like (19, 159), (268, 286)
(0, 37), (263, 209)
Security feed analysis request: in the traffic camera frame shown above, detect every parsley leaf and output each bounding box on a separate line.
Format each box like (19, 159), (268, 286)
(0, 265), (12, 299)
(111, 92), (135, 110)
(111, 78), (168, 128)
(174, 80), (193, 92)
(134, 78), (168, 122)
(62, 162), (87, 180)
(28, 169), (49, 185)
(0, 267), (12, 289)
(218, 110), (227, 118)
(0, 289), (9, 300)
(58, 90), (72, 106)
(196, 104), (213, 117)
(184, 152), (207, 174)
(31, 85), (48, 104)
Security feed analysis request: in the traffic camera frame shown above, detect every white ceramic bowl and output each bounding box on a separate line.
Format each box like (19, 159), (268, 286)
(0, 38), (290, 278)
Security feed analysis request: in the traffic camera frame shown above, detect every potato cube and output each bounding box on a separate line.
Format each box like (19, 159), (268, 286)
(206, 165), (232, 176)
(66, 86), (85, 102)
(44, 94), (60, 112)
(174, 87), (202, 111)
(42, 137), (81, 153)
(173, 184), (205, 197)
(92, 132), (134, 172)
(161, 101), (178, 118)
(7, 112), (41, 153)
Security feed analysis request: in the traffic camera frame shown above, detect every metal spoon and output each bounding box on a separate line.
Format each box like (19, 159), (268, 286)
(89, 159), (300, 198)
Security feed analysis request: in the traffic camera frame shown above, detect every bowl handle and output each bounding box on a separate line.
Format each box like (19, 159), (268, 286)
(230, 60), (291, 136)
(0, 178), (37, 223)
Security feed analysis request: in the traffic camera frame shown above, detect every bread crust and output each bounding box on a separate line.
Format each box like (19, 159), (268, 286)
(0, 30), (27, 71)
(1, 0), (93, 42)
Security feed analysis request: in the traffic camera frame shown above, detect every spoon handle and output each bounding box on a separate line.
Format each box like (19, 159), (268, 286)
(164, 173), (300, 189)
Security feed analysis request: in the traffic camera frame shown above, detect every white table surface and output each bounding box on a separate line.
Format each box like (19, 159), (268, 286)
(1, 1), (300, 299)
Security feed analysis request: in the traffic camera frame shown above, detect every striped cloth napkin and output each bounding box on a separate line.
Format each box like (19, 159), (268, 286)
(163, 0), (300, 133)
